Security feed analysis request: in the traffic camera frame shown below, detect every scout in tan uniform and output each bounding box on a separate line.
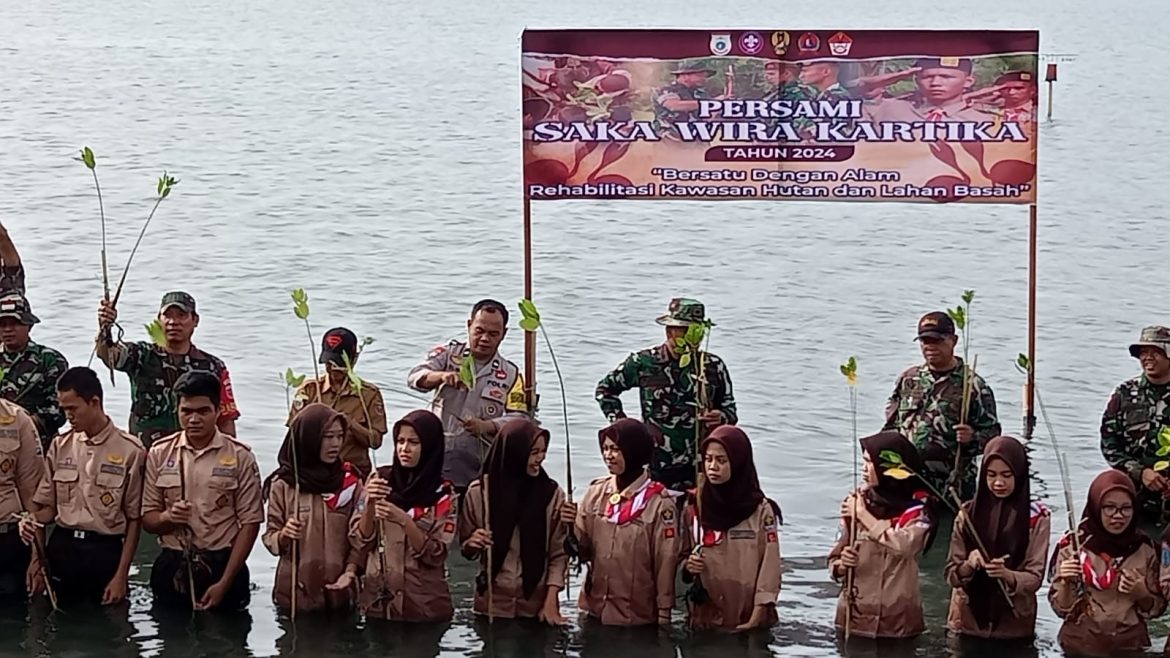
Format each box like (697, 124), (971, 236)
(141, 372), (263, 611)
(681, 426), (782, 632)
(0, 397), (42, 602)
(944, 436), (1050, 641)
(458, 419), (568, 624)
(19, 367), (144, 606)
(263, 403), (363, 612)
(352, 409), (457, 622)
(288, 327), (387, 479)
(408, 300), (529, 492)
(1050, 470), (1165, 656)
(567, 418), (678, 626)
(829, 431), (937, 639)
(868, 58), (996, 123)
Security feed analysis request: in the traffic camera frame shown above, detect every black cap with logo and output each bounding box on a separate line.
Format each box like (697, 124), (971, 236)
(915, 311), (956, 341)
(320, 327), (358, 365)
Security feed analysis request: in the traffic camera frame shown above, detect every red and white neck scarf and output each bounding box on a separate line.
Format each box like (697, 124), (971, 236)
(604, 479), (665, 525)
(404, 484), (455, 521)
(690, 510), (723, 547)
(1080, 550), (1122, 591)
(323, 464), (361, 511)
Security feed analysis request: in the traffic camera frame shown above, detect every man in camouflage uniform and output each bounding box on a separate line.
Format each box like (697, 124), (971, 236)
(595, 298), (737, 492)
(96, 292), (240, 447)
(0, 292), (67, 448)
(1100, 326), (1170, 521)
(761, 61), (816, 134)
(798, 61), (857, 136)
(654, 65), (721, 140)
(883, 311), (1000, 500)
(0, 221), (25, 294)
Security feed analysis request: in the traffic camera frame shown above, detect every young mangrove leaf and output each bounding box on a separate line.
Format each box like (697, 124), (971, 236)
(840, 356), (858, 387)
(519, 298), (541, 325)
(291, 288), (310, 320)
(519, 317), (540, 332)
(458, 353), (476, 389)
(145, 319), (167, 347)
(962, 289), (976, 305)
(1016, 353), (1031, 372)
(284, 367), (306, 389)
(341, 352), (364, 391)
(884, 467), (913, 480)
(157, 172), (179, 200)
(79, 146), (96, 170)
(1156, 460), (1170, 473)
(679, 352), (692, 369)
(879, 449), (904, 465)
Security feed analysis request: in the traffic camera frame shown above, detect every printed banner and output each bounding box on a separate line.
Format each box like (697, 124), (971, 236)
(521, 30), (1039, 203)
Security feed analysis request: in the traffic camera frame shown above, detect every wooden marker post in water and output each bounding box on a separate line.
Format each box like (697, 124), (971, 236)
(1045, 63), (1057, 121)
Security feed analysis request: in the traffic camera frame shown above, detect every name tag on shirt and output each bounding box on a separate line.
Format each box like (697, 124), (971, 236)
(729, 529), (756, 540)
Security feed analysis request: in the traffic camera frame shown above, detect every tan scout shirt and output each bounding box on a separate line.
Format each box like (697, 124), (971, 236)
(0, 399), (42, 525)
(458, 480), (568, 619)
(575, 473), (679, 626)
(287, 377), (387, 477)
(350, 484), (458, 621)
(141, 431), (264, 552)
(262, 476), (363, 611)
(682, 500), (782, 630)
(33, 419), (144, 535)
(944, 501), (1051, 639)
(869, 97), (996, 123)
(407, 340), (529, 489)
(1050, 539), (1165, 656)
(828, 493), (931, 639)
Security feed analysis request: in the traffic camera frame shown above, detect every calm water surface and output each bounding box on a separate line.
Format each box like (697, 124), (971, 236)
(0, 0), (1166, 656)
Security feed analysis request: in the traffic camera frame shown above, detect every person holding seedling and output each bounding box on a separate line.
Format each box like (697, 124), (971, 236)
(681, 426), (781, 632)
(96, 292), (240, 447)
(408, 299), (529, 494)
(262, 403), (362, 613)
(458, 418), (569, 625)
(944, 435), (1050, 641)
(596, 298), (737, 493)
(829, 431), (937, 640)
(1100, 326), (1170, 523)
(884, 310), (1000, 500)
(352, 409), (458, 622)
(565, 418), (679, 627)
(1049, 470), (1165, 656)
(287, 327), (387, 479)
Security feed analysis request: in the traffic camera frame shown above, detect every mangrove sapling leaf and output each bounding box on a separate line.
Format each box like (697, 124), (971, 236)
(879, 449), (904, 465)
(145, 319), (167, 347)
(962, 289), (975, 306)
(284, 368), (306, 389)
(79, 146), (96, 170)
(840, 356), (858, 387)
(458, 352), (476, 390)
(289, 289), (322, 403)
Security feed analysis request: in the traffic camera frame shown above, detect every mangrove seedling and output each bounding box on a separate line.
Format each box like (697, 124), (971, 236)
(517, 298), (580, 569)
(457, 349), (476, 391)
(290, 288), (322, 403)
(146, 319), (167, 348)
(282, 368), (306, 410)
(839, 355), (859, 639)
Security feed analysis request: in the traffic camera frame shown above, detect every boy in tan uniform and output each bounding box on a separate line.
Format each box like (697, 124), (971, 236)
(141, 371), (262, 612)
(0, 397), (42, 602)
(20, 367), (145, 605)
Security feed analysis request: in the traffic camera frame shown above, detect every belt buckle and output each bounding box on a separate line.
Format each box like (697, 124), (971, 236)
(74, 530), (86, 540)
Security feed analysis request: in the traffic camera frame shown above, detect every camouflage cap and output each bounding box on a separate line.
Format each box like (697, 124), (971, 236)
(655, 298), (706, 327)
(160, 291), (196, 314)
(0, 292), (39, 325)
(1129, 325), (1170, 359)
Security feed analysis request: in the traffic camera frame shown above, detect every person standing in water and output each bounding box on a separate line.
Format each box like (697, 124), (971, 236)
(681, 426), (782, 632)
(352, 409), (458, 622)
(458, 418), (569, 625)
(262, 404), (363, 612)
(1049, 470), (1165, 656)
(944, 436), (1050, 641)
(566, 418), (679, 627)
(829, 431), (937, 640)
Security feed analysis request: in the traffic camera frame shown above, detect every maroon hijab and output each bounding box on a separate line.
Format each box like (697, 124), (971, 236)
(598, 419), (654, 490)
(1080, 470), (1151, 558)
(964, 436), (1031, 629)
(381, 410), (447, 509)
(859, 431), (938, 552)
(481, 418), (558, 599)
(698, 426), (777, 532)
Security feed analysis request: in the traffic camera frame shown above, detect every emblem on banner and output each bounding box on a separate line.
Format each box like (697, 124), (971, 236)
(798, 32), (820, 53)
(709, 34), (732, 56)
(828, 32), (853, 56)
(738, 32), (763, 55)
(770, 31), (790, 56)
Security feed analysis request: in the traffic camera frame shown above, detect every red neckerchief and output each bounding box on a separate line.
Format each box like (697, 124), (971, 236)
(323, 463), (360, 511)
(690, 508), (723, 547)
(1080, 550), (1121, 591)
(404, 482), (455, 521)
(604, 479), (665, 525)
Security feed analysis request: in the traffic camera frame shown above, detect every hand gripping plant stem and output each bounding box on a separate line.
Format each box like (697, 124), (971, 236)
(839, 356), (858, 640)
(879, 449), (1015, 612)
(674, 318), (715, 609)
(517, 299), (579, 575)
(946, 290), (976, 496)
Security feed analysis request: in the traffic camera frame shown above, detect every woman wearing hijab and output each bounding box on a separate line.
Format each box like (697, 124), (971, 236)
(564, 419), (679, 626)
(350, 409), (457, 622)
(458, 418), (569, 625)
(262, 403), (363, 612)
(944, 435), (1050, 640)
(680, 426), (782, 632)
(1049, 470), (1165, 656)
(828, 431), (936, 639)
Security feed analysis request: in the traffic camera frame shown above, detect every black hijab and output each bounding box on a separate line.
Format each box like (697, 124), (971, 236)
(965, 435), (1031, 629)
(264, 403), (348, 500)
(598, 419), (654, 491)
(381, 410), (446, 509)
(860, 431), (938, 551)
(698, 426), (777, 531)
(482, 418), (558, 599)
